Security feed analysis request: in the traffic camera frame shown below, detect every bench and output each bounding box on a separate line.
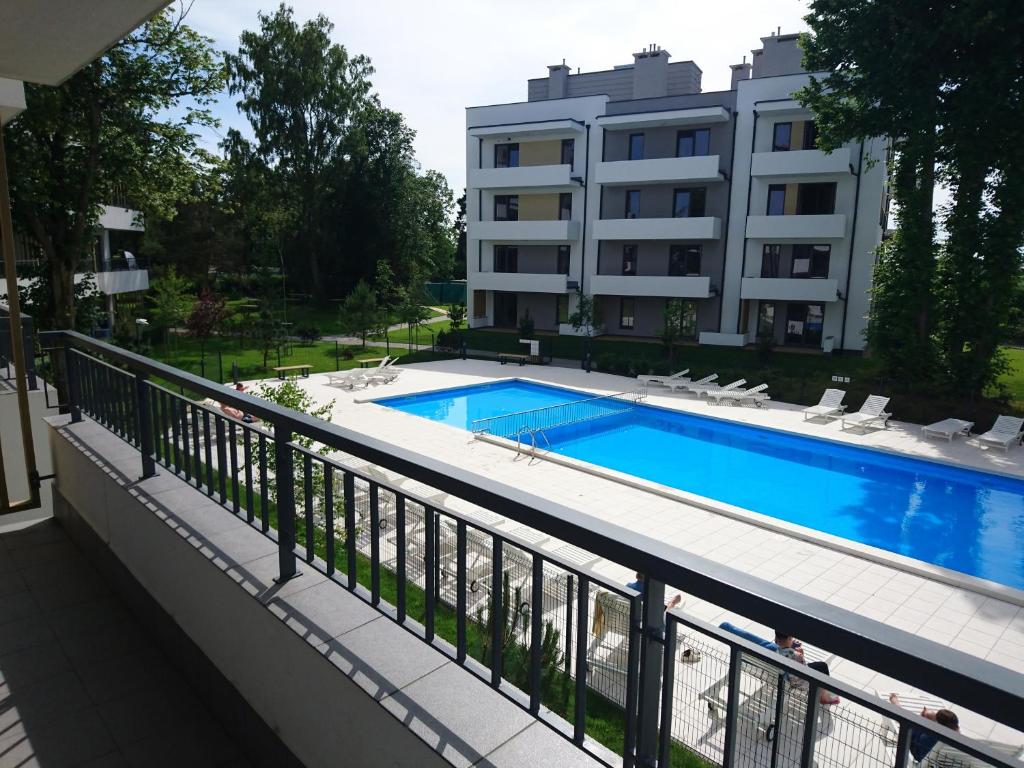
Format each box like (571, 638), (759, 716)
(273, 364), (311, 380)
(498, 353), (528, 366)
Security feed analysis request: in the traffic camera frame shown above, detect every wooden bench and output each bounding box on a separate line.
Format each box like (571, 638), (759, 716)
(498, 353), (528, 366)
(273, 364), (311, 380)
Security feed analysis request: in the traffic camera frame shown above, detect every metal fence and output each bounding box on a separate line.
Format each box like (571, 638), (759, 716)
(50, 330), (1024, 768)
(0, 302), (37, 390)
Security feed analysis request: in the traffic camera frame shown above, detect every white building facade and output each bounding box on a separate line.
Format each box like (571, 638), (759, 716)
(465, 33), (889, 352)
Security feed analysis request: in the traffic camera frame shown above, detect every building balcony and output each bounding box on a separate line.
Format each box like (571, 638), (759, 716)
(98, 204), (144, 231)
(470, 219), (580, 243)
(750, 148), (853, 178)
(472, 271), (569, 294)
(594, 155), (721, 186)
(590, 274), (712, 298)
(741, 277), (840, 302)
(94, 267), (150, 294)
(468, 164), (575, 192)
(745, 214), (847, 241)
(592, 216), (721, 241)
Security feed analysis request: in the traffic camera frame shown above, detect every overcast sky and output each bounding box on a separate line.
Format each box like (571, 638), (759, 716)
(186, 0), (812, 194)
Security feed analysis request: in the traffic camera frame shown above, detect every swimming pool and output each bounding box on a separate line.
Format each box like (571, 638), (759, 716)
(377, 380), (1024, 591)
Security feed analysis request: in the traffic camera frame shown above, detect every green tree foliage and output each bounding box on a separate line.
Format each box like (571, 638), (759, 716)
(453, 191), (467, 279)
(5, 4), (224, 332)
(660, 299), (686, 363)
(147, 266), (193, 343)
(568, 289), (602, 339)
(6, 263), (104, 334)
(447, 303), (467, 332)
(341, 280), (379, 348)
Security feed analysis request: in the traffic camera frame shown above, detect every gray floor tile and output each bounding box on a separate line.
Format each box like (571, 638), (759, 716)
(0, 640), (73, 688)
(74, 647), (178, 705)
(0, 669), (94, 739)
(57, 616), (149, 669)
(0, 707), (117, 768)
(0, 590), (42, 627)
(0, 615), (55, 658)
(96, 681), (208, 749)
(472, 720), (606, 767)
(272, 579), (379, 648)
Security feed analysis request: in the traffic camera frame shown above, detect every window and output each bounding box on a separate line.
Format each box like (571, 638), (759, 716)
(494, 245), (518, 273)
(677, 301), (697, 338)
(556, 294), (569, 324)
(803, 121), (818, 150)
(669, 244), (702, 276)
(757, 302), (776, 339)
(785, 303), (824, 345)
(495, 143), (519, 168)
(676, 128), (711, 157)
(766, 184), (787, 216)
(760, 245), (782, 278)
(559, 193), (573, 221)
(796, 183), (836, 215)
(622, 244), (637, 276)
(673, 188), (706, 218)
(561, 139), (575, 167)
(557, 245), (570, 275)
(619, 298), (636, 330)
(772, 122), (792, 152)
(624, 190), (641, 219)
(628, 133), (645, 161)
(494, 195), (518, 221)
(791, 244), (831, 278)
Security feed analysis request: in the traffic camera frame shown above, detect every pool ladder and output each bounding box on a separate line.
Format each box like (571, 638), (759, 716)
(514, 427), (552, 459)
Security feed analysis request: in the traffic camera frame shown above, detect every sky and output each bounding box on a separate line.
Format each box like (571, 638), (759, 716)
(184, 0), (813, 195)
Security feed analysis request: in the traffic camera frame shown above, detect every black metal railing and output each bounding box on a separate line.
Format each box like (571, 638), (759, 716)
(49, 329), (1024, 768)
(0, 302), (37, 391)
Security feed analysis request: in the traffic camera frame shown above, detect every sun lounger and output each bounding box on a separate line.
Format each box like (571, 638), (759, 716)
(637, 368), (689, 387)
(922, 418), (973, 442)
(695, 378), (746, 398)
(366, 357), (402, 385)
(708, 383), (770, 407)
(802, 389), (847, 421)
(840, 395), (891, 432)
(974, 415), (1024, 452)
(666, 373), (716, 393)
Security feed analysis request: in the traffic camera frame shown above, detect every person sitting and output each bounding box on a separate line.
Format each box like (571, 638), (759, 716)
(628, 573), (699, 662)
(719, 623), (839, 705)
(888, 693), (960, 763)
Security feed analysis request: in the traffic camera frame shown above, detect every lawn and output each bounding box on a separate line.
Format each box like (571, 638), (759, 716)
(995, 347), (1024, 410)
(367, 314), (451, 347)
(283, 302), (446, 337)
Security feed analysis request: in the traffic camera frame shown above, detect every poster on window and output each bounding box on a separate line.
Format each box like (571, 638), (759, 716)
(787, 320), (804, 336)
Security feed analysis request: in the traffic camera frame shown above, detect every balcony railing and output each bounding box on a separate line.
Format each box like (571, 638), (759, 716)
(45, 329), (1024, 768)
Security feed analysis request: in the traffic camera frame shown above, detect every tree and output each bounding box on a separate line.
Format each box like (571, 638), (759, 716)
(568, 289), (602, 339)
(397, 271), (431, 351)
(447, 302), (466, 332)
(225, 3), (373, 302)
(374, 259), (399, 355)
(341, 280), (379, 349)
(185, 289), (227, 359)
(5, 4), (224, 335)
(660, 299), (685, 363)
(7, 263), (103, 334)
(453, 191), (467, 279)
(148, 266), (193, 344)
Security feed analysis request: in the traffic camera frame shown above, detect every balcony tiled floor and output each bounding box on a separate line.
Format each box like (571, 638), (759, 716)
(0, 518), (248, 768)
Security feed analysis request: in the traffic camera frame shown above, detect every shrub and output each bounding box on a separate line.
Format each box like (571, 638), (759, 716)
(296, 324), (321, 345)
(518, 309), (535, 339)
(340, 347), (355, 360)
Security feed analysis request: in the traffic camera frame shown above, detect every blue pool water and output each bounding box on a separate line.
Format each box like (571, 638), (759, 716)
(377, 380), (1024, 590)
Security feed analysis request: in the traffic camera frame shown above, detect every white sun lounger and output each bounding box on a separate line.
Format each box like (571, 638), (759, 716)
(665, 373), (716, 393)
(974, 415), (1024, 452)
(802, 388), (847, 421)
(326, 370), (369, 389)
(695, 378), (746, 399)
(708, 383), (770, 407)
(922, 418), (973, 442)
(366, 357), (402, 385)
(840, 395), (891, 432)
(637, 368), (689, 387)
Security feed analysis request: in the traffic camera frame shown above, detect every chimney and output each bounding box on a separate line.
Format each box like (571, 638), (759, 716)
(547, 62), (570, 99)
(729, 56), (752, 90)
(631, 46), (670, 99)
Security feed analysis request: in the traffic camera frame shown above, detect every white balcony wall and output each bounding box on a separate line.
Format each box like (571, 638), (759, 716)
(750, 148), (852, 178)
(740, 277), (839, 302)
(469, 164), (574, 190)
(592, 217), (721, 241)
(594, 155), (721, 186)
(473, 272), (569, 294)
(95, 269), (150, 294)
(590, 274), (711, 298)
(745, 214), (846, 241)
(98, 205), (144, 232)
(470, 220), (581, 242)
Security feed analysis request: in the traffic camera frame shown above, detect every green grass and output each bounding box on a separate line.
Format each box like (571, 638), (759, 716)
(367, 315), (451, 346)
(280, 303), (445, 337)
(995, 347), (1024, 410)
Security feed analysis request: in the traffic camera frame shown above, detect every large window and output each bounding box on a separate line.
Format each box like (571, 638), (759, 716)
(556, 294), (569, 325)
(494, 195), (518, 221)
(803, 121), (818, 150)
(772, 122), (792, 152)
(624, 189), (641, 219)
(797, 183), (836, 215)
(495, 143), (519, 168)
(619, 298), (636, 330)
(675, 300), (697, 339)
(792, 244), (831, 278)
(760, 244), (782, 277)
(785, 303), (824, 346)
(673, 188), (706, 218)
(669, 244), (702, 276)
(561, 139), (575, 167)
(766, 184), (787, 216)
(559, 193), (573, 221)
(557, 245), (570, 275)
(628, 133), (645, 161)
(622, 244), (638, 276)
(494, 245), (518, 273)
(676, 128), (711, 157)
(757, 302), (776, 339)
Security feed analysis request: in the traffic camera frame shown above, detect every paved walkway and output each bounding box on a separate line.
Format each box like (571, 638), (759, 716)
(0, 518), (249, 768)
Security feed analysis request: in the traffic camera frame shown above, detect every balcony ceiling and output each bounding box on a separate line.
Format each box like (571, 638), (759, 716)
(0, 1), (171, 86)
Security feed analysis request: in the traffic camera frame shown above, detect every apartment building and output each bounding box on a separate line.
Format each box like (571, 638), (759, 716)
(465, 32), (889, 352)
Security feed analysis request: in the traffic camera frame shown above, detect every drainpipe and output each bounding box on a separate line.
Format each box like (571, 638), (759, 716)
(578, 124), (591, 287)
(716, 110), (740, 332)
(735, 108), (759, 336)
(838, 139), (865, 353)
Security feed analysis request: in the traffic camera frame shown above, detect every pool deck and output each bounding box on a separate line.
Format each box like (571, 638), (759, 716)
(269, 359), (1024, 745)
